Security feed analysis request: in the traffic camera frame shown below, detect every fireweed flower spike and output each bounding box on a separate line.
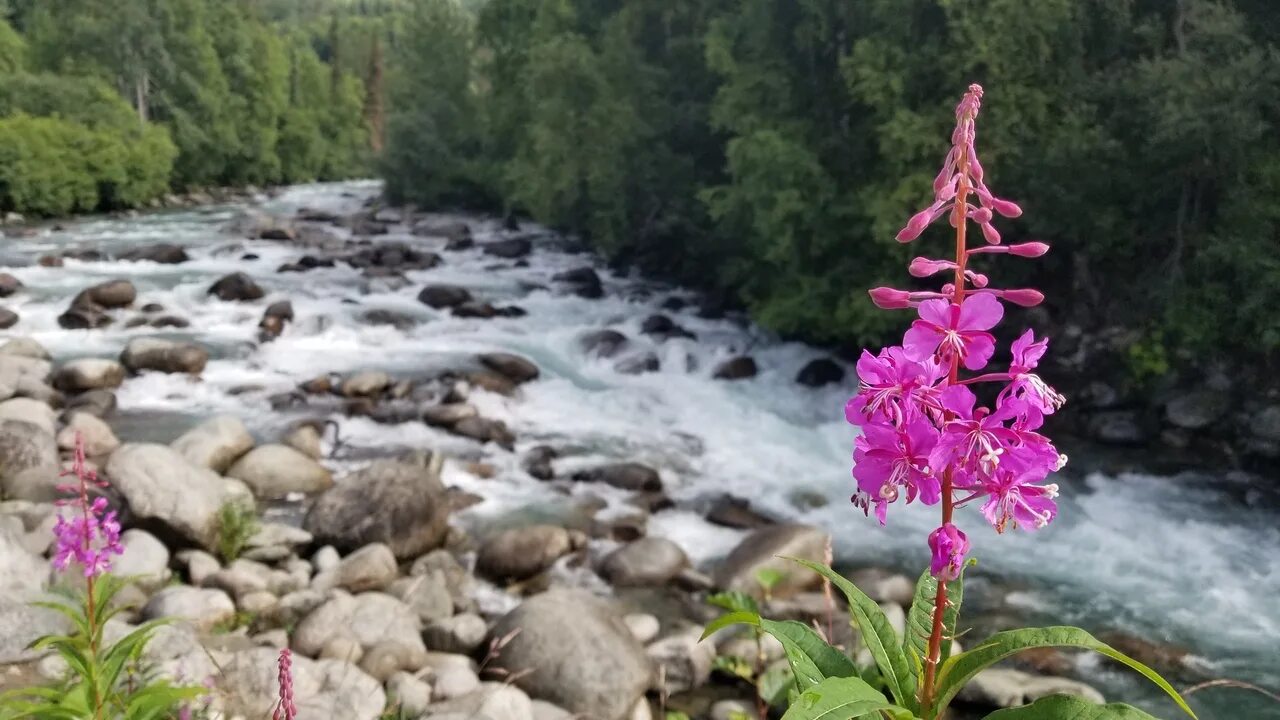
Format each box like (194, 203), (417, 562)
(845, 84), (1066, 710)
(273, 648), (297, 720)
(52, 432), (123, 578)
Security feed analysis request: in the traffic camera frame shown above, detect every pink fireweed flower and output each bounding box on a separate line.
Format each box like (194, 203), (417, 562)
(928, 523), (969, 581)
(52, 433), (123, 578)
(852, 417), (941, 522)
(847, 347), (944, 425)
(903, 294), (1004, 371)
(1000, 330), (1066, 414)
(979, 468), (1059, 533)
(273, 648), (297, 720)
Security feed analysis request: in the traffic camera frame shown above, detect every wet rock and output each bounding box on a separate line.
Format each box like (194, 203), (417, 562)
(445, 236), (475, 251)
(553, 267), (604, 299)
(957, 668), (1103, 709)
(713, 356), (757, 381)
(615, 353), (660, 375)
(0, 273), (21, 297)
(450, 416), (515, 449)
(1165, 390), (1229, 431)
(361, 308), (418, 329)
(57, 305), (111, 329)
(482, 236), (532, 259)
(334, 543), (399, 593)
(1087, 411), (1150, 445)
(579, 329), (630, 358)
(476, 525), (585, 583)
(714, 524), (831, 599)
(342, 370), (391, 398)
(0, 420), (57, 488)
(284, 422), (324, 460)
(56, 412), (119, 457)
(258, 300), (294, 341)
(706, 495), (773, 529)
(479, 352), (540, 384)
(117, 243), (190, 264)
(466, 370), (516, 395)
(601, 537), (690, 587)
(150, 315), (190, 329)
(490, 589), (651, 720)
(452, 301), (497, 319)
(424, 613), (487, 654)
(1096, 632), (1189, 671)
(226, 444), (333, 498)
(418, 284), (473, 309)
(796, 358), (844, 387)
(422, 403), (478, 428)
(304, 457), (450, 560)
(65, 389), (116, 417)
(75, 279), (136, 308)
(120, 337), (209, 375)
(640, 314), (695, 341)
(219, 647), (386, 720)
(522, 445), (558, 480)
(572, 463), (662, 492)
(105, 443), (246, 550)
(412, 219), (471, 241)
(171, 415), (255, 473)
(0, 308), (16, 329)
(208, 272), (264, 301)
(0, 338), (50, 361)
(142, 586), (235, 630)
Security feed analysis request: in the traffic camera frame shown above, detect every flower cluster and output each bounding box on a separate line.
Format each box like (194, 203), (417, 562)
(845, 85), (1066, 577)
(52, 432), (122, 578)
(273, 648), (297, 720)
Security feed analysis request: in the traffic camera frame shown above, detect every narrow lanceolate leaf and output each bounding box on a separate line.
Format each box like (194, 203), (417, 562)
(903, 566), (965, 694)
(700, 610), (762, 640)
(934, 627), (1197, 719)
(790, 558), (915, 710)
(981, 694), (1162, 719)
(698, 610), (858, 691)
(780, 676), (911, 720)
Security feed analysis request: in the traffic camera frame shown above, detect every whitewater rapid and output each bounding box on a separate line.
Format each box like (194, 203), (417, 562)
(1, 181), (1274, 717)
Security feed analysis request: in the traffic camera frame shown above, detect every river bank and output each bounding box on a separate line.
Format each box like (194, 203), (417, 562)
(0, 181), (1272, 718)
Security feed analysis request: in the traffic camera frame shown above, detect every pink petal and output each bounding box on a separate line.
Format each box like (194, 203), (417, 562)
(916, 298), (952, 328)
(902, 322), (942, 362)
(957, 293), (1003, 331)
(961, 331), (996, 370)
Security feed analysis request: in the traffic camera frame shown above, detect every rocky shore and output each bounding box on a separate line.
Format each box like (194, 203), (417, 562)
(0, 195), (1210, 719)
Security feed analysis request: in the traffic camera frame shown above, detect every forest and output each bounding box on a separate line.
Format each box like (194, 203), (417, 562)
(379, 0), (1280, 364)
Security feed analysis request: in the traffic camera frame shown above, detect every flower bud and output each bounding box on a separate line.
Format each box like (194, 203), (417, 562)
(895, 208), (934, 243)
(969, 206), (993, 224)
(1007, 242), (1050, 257)
(909, 257), (954, 277)
(1000, 288), (1044, 307)
(992, 197), (1023, 218)
(969, 272), (989, 288)
(980, 221), (1001, 245)
(868, 287), (912, 309)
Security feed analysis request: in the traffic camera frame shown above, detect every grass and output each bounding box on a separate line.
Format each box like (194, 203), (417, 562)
(215, 499), (260, 564)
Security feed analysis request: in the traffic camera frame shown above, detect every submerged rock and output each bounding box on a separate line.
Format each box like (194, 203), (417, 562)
(121, 337), (209, 375)
(713, 356), (757, 380)
(418, 284), (472, 309)
(572, 463), (662, 492)
(478, 352), (540, 384)
(208, 272), (264, 301)
(226, 444), (333, 498)
(796, 358), (844, 387)
(117, 243), (190, 264)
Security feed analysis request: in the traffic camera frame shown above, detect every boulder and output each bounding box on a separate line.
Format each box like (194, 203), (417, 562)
(490, 589), (651, 720)
(796, 358), (845, 387)
(53, 358), (125, 392)
(476, 525), (584, 583)
(219, 647), (386, 720)
(552, 267), (604, 299)
(56, 411), (120, 457)
(640, 314), (695, 340)
(113, 529), (171, 590)
(601, 537), (690, 587)
(423, 613), (487, 654)
(449, 416), (515, 449)
(0, 338), (50, 360)
(304, 457), (450, 560)
(452, 301), (497, 319)
(284, 422), (324, 459)
(293, 592), (424, 658)
(342, 370), (391, 398)
(141, 586), (235, 630)
(423, 682), (533, 720)
(333, 543), (399, 592)
(0, 308), (16, 329)
(207, 272), (264, 301)
(714, 524), (831, 598)
(418, 284), (472, 309)
(957, 668), (1104, 709)
(572, 463), (662, 492)
(713, 356), (758, 380)
(57, 305), (111, 330)
(0, 273), (21, 297)
(117, 243), (190, 264)
(646, 627), (715, 694)
(75, 279), (136, 308)
(1165, 390), (1229, 431)
(478, 352), (540, 384)
(0, 419), (57, 488)
(105, 443), (242, 550)
(482, 236), (532, 259)
(226, 444), (333, 498)
(66, 389), (116, 417)
(0, 398), (56, 435)
(120, 337), (209, 375)
(389, 574), (454, 624)
(170, 415), (255, 473)
(579, 329), (630, 359)
(615, 353), (660, 375)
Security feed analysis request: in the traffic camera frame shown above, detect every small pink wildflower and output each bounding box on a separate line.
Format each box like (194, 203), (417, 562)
(273, 648), (297, 720)
(52, 432), (122, 578)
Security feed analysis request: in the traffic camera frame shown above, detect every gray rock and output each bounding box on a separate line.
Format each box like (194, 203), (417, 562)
(342, 370), (391, 398)
(219, 647), (386, 720)
(284, 423), (324, 459)
(120, 337), (209, 375)
(141, 586), (235, 630)
(424, 613), (487, 654)
(227, 444), (333, 498)
(714, 524), (831, 599)
(53, 359), (125, 393)
(624, 614), (661, 644)
(957, 668), (1104, 709)
(304, 457), (450, 560)
(65, 389), (116, 417)
(245, 522), (313, 556)
(113, 529), (170, 590)
(0, 593), (66, 663)
(207, 272), (264, 301)
(0, 398), (56, 435)
(601, 537), (690, 587)
(713, 356), (757, 380)
(75, 279), (136, 308)
(117, 243), (190, 264)
(646, 627), (715, 694)
(423, 682), (533, 720)
(0, 419), (58, 492)
(178, 549), (220, 585)
(490, 589), (651, 720)
(334, 543), (399, 592)
(359, 638), (428, 681)
(433, 663), (481, 700)
(293, 592), (424, 658)
(0, 338), (50, 360)
(56, 412), (119, 457)
(418, 284), (472, 309)
(478, 353), (540, 384)
(105, 443), (239, 550)
(409, 549), (473, 612)
(1088, 411), (1150, 445)
(1165, 390), (1229, 430)
(387, 671), (433, 716)
(796, 358), (844, 387)
(578, 329), (630, 358)
(170, 415), (255, 473)
(389, 574), (454, 624)
(571, 462), (662, 492)
(476, 525), (584, 582)
(240, 590), (279, 614)
(421, 403), (479, 428)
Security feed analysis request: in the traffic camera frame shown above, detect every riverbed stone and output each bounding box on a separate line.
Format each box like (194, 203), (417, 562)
(360, 638), (429, 682)
(0, 338), (49, 361)
(208, 272), (264, 301)
(105, 443), (241, 550)
(552, 266), (604, 298)
(601, 537), (690, 587)
(170, 415), (255, 473)
(342, 370), (391, 398)
(333, 543), (398, 592)
(490, 589), (651, 720)
(647, 626), (715, 694)
(219, 647), (386, 720)
(388, 671), (433, 716)
(957, 668), (1104, 708)
(1087, 410), (1150, 445)
(0, 398), (56, 435)
(0, 593), (65, 663)
(424, 613), (487, 654)
(52, 358), (124, 392)
(120, 337), (210, 375)
(142, 586), (235, 630)
(714, 524), (830, 598)
(304, 457), (450, 560)
(65, 389), (116, 417)
(114, 529), (171, 590)
(0, 308), (16, 329)
(389, 574), (454, 624)
(425, 682), (533, 720)
(0, 274), (21, 297)
(572, 462), (662, 492)
(713, 356), (758, 380)
(56, 411), (120, 457)
(227, 444), (332, 498)
(482, 236), (532, 259)
(0, 419), (57, 490)
(294, 591), (424, 658)
(117, 243), (190, 264)
(579, 329), (630, 358)
(796, 358), (844, 387)
(476, 525), (584, 582)
(418, 284), (472, 309)
(76, 279), (136, 308)
(478, 352), (540, 384)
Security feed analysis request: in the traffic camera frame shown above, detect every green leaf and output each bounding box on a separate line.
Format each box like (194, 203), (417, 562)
(759, 660), (796, 707)
(701, 610), (762, 640)
(903, 566), (965, 693)
(790, 558), (915, 710)
(708, 590), (760, 615)
(761, 618), (858, 691)
(982, 694), (1162, 719)
(935, 627), (1196, 719)
(779, 676), (911, 720)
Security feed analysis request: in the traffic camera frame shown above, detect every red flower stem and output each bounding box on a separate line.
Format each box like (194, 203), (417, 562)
(919, 126), (974, 718)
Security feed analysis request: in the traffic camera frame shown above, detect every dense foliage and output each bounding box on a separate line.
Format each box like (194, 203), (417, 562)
(379, 0), (1280, 361)
(0, 0), (373, 216)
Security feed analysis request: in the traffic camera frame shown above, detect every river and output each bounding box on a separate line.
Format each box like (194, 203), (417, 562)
(1, 181), (1275, 718)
